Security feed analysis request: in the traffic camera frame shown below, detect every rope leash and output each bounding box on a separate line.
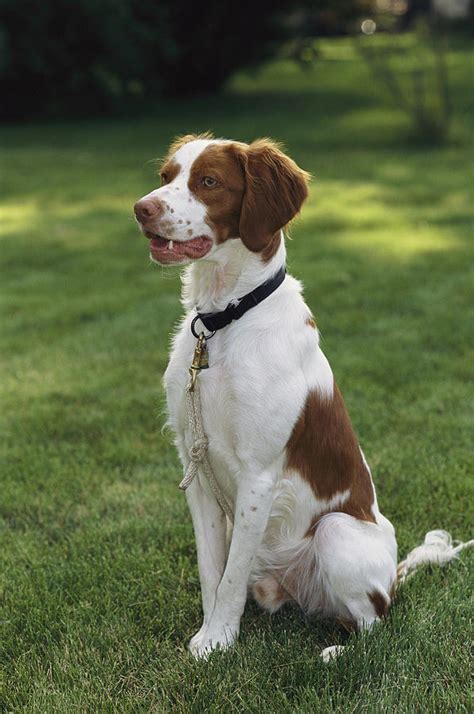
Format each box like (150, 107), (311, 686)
(178, 333), (234, 523)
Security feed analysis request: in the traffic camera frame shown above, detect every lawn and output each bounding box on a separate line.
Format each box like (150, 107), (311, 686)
(1, 38), (473, 711)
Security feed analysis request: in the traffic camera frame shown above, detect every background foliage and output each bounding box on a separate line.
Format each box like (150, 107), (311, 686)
(0, 0), (370, 120)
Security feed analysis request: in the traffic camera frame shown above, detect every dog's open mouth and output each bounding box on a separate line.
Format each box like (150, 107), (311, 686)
(146, 231), (213, 263)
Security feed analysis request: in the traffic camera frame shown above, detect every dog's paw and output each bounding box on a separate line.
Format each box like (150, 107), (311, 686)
(188, 625), (207, 654)
(320, 645), (345, 663)
(188, 623), (238, 659)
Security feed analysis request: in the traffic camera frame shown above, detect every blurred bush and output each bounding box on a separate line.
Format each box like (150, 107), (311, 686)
(357, 20), (452, 141)
(355, 0), (473, 142)
(0, 0), (370, 120)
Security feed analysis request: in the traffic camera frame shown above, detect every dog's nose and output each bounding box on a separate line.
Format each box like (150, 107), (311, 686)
(134, 198), (162, 222)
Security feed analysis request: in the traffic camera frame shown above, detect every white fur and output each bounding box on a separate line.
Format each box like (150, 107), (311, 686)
(140, 138), (472, 660)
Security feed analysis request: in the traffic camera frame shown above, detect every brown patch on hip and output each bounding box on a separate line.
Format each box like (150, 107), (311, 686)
(286, 384), (376, 523)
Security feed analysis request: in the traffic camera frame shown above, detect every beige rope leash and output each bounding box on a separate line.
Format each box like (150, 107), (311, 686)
(179, 333), (234, 523)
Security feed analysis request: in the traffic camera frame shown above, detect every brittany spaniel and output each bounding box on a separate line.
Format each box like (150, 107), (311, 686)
(134, 134), (472, 660)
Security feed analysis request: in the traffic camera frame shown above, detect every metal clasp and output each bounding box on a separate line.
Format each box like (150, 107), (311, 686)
(188, 332), (208, 391)
(191, 315), (216, 340)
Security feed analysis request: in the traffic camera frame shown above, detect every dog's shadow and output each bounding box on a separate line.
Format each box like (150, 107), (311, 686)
(243, 598), (349, 644)
(162, 585), (350, 658)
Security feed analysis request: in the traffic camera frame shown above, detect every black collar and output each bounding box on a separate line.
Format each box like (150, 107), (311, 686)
(191, 266), (286, 337)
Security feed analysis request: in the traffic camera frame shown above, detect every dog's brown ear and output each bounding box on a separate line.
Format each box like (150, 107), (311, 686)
(238, 139), (310, 253)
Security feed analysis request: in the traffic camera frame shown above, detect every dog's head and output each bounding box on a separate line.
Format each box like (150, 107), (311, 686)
(134, 133), (310, 265)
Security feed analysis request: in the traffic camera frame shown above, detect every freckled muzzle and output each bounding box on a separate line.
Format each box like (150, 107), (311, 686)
(134, 140), (223, 263)
(134, 197), (213, 264)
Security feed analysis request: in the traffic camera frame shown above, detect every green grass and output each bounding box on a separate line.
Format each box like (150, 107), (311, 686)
(1, 37), (473, 711)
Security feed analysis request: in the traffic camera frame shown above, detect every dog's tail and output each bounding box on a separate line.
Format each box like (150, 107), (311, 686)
(397, 529), (473, 585)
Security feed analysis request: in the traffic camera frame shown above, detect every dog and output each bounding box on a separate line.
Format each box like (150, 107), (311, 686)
(134, 133), (472, 660)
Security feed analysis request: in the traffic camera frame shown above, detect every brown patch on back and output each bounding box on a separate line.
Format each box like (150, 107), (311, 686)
(306, 316), (317, 329)
(368, 590), (390, 619)
(286, 385), (376, 523)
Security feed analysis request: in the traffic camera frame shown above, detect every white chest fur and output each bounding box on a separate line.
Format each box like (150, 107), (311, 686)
(163, 275), (334, 507)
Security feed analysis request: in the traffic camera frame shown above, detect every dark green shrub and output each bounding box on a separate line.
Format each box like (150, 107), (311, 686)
(0, 0), (369, 120)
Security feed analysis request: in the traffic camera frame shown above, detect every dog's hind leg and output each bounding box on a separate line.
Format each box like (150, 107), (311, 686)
(290, 511), (396, 661)
(321, 529), (474, 662)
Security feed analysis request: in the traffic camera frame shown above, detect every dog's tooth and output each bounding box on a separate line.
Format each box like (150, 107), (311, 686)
(168, 240), (174, 250)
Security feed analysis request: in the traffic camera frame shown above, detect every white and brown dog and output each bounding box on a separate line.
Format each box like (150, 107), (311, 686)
(134, 133), (472, 660)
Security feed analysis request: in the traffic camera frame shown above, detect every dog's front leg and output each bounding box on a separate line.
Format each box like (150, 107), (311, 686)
(185, 475), (228, 651)
(189, 467), (276, 659)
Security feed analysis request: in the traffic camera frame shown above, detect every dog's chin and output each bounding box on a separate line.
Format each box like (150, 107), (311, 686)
(146, 232), (213, 265)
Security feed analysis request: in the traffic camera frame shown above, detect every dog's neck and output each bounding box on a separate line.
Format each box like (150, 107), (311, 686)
(181, 233), (286, 314)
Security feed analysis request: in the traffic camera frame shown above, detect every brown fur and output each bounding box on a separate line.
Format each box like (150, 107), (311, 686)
(260, 232), (282, 262)
(306, 316), (317, 329)
(164, 135), (310, 261)
(188, 143), (246, 242)
(286, 385), (376, 523)
(368, 590), (390, 618)
(159, 159), (181, 186)
(236, 139), (310, 255)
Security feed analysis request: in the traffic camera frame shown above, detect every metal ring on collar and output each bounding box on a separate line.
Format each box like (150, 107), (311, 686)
(191, 315), (216, 340)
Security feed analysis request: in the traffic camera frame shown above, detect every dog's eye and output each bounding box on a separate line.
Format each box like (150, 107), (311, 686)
(202, 176), (218, 188)
(160, 173), (168, 185)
